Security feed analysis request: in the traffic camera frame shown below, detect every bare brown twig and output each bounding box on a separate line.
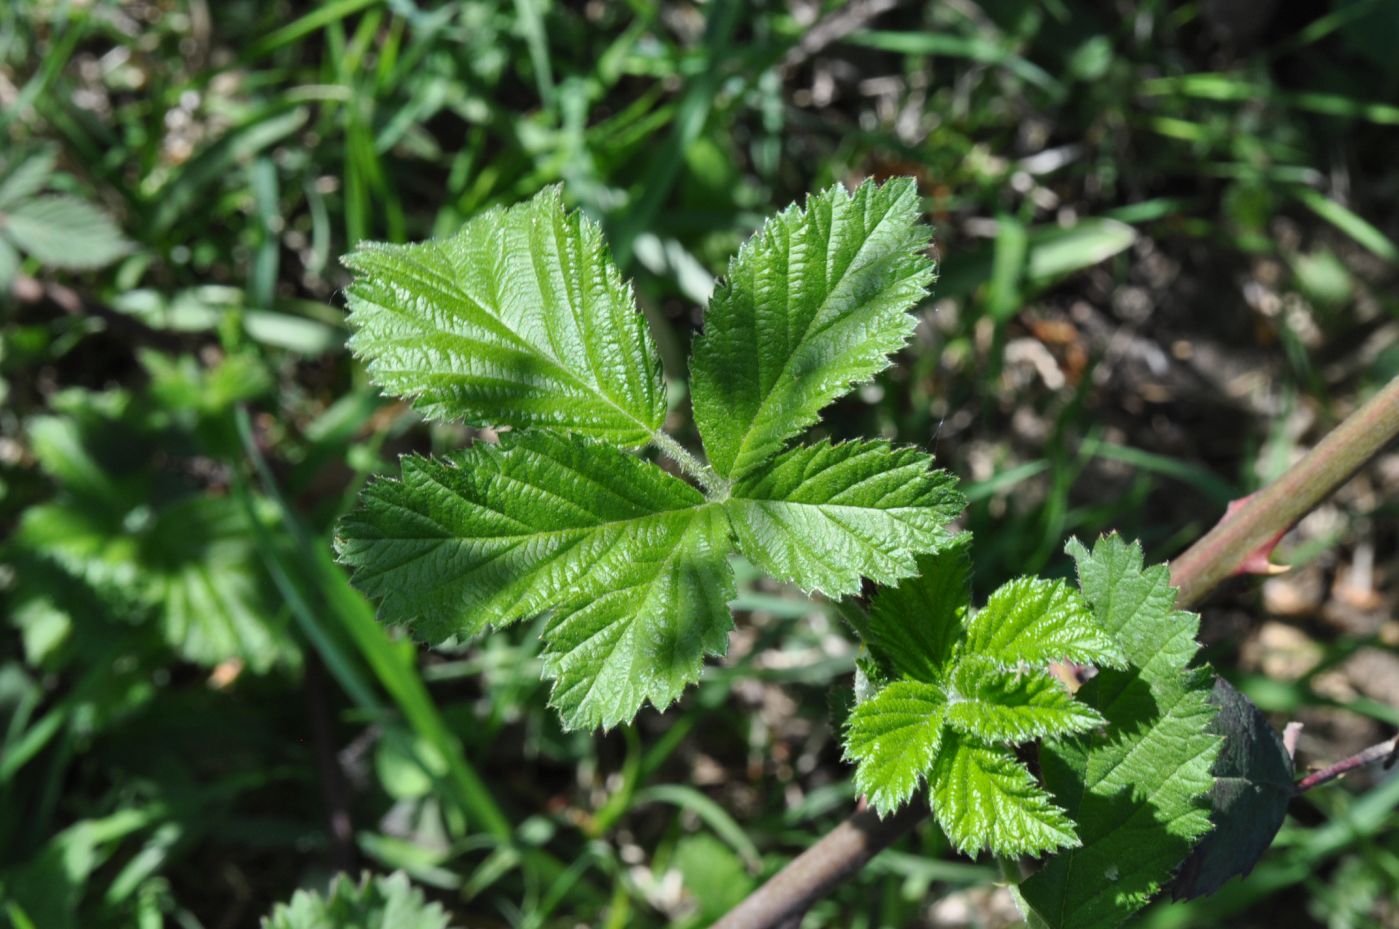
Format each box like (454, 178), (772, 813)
(1295, 734), (1399, 793)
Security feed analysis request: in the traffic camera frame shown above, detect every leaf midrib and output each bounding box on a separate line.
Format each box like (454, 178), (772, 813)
(723, 190), (911, 475)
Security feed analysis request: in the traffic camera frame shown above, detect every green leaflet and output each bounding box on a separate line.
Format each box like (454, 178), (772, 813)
(724, 439), (964, 597)
(843, 539), (1114, 856)
(0, 149), (58, 209)
(963, 577), (1126, 670)
(343, 186), (666, 446)
(336, 431), (715, 635)
(541, 504), (734, 730)
(1017, 535), (1221, 929)
(261, 872), (456, 929)
(690, 178), (936, 478)
(856, 540), (971, 683)
(946, 656), (1105, 743)
(845, 680), (946, 813)
(0, 149), (130, 272)
(336, 431), (735, 729)
(930, 733), (1079, 857)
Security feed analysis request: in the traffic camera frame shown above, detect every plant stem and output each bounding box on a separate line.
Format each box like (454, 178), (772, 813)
(711, 373), (1399, 929)
(1170, 374), (1399, 606)
(1295, 735), (1399, 793)
(652, 429), (728, 498)
(709, 801), (927, 929)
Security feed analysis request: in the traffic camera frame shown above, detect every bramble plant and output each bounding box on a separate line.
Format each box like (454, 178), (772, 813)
(333, 179), (1354, 927)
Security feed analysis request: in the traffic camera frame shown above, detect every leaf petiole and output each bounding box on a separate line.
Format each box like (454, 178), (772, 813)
(651, 428), (729, 499)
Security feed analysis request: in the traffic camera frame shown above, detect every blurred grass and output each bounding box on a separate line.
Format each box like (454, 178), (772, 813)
(1, 1), (1398, 927)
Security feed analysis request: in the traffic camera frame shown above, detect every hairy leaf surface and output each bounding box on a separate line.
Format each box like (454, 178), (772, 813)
(690, 178), (935, 478)
(1017, 536), (1220, 929)
(540, 505), (734, 730)
(337, 432), (715, 640)
(855, 537), (971, 683)
(929, 732), (1078, 857)
(946, 656), (1105, 743)
(842, 542), (1114, 855)
(844, 680), (946, 814)
(964, 577), (1125, 670)
(344, 186), (665, 445)
(724, 439), (962, 597)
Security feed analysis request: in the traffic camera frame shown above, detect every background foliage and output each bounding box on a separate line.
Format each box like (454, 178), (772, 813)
(2, 1), (1397, 927)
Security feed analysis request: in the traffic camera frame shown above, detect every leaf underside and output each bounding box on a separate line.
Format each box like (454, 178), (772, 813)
(1017, 535), (1221, 929)
(343, 186), (666, 446)
(1168, 676), (1294, 901)
(690, 177), (936, 479)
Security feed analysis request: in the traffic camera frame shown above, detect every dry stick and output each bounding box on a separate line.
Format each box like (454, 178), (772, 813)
(712, 374), (1399, 929)
(1295, 735), (1399, 793)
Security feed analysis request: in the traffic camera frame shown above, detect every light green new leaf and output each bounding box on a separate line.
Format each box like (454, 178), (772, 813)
(946, 656), (1104, 743)
(1017, 535), (1220, 929)
(541, 505), (734, 730)
(843, 534), (1107, 854)
(2, 196), (130, 269)
(343, 186), (666, 446)
(964, 577), (1125, 670)
(261, 872), (456, 929)
(929, 732), (1079, 857)
(690, 178), (936, 478)
(857, 538), (971, 683)
(844, 680), (946, 816)
(725, 439), (963, 597)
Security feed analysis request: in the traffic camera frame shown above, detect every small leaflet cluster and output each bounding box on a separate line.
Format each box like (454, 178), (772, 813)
(337, 179), (964, 730)
(843, 536), (1127, 857)
(261, 872), (456, 929)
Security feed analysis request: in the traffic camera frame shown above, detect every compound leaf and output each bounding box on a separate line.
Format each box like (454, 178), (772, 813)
(343, 186), (666, 446)
(540, 505), (734, 730)
(724, 439), (962, 597)
(964, 577), (1125, 670)
(844, 680), (946, 816)
(929, 732), (1078, 857)
(1017, 535), (1221, 929)
(261, 872), (456, 929)
(690, 178), (935, 478)
(946, 656), (1105, 743)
